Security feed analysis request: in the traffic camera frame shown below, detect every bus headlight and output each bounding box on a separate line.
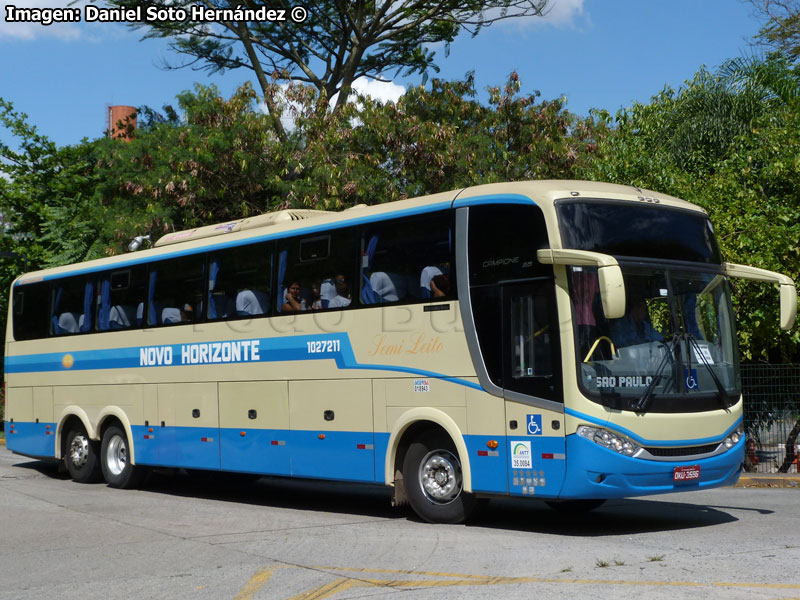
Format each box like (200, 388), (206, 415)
(723, 426), (744, 449)
(577, 425), (641, 457)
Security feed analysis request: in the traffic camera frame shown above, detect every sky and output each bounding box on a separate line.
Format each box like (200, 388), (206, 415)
(0, 0), (766, 148)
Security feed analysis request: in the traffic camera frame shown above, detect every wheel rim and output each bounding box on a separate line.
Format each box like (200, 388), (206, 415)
(418, 449), (462, 504)
(105, 434), (127, 477)
(69, 434), (90, 468)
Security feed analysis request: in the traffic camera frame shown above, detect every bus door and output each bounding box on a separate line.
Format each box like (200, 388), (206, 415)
(462, 202), (565, 497)
(500, 280), (567, 499)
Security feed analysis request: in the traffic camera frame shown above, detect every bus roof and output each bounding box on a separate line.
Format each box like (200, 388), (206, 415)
(13, 180), (705, 285)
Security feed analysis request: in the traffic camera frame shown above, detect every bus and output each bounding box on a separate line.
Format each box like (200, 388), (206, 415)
(4, 181), (797, 524)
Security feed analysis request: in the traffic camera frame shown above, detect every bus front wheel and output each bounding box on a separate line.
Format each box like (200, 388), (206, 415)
(65, 425), (102, 483)
(403, 431), (476, 524)
(100, 426), (145, 489)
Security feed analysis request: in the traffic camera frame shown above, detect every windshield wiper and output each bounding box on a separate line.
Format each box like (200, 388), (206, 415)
(632, 334), (678, 413)
(686, 334), (731, 409)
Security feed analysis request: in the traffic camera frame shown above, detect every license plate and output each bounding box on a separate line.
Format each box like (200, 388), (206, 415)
(673, 465), (701, 482)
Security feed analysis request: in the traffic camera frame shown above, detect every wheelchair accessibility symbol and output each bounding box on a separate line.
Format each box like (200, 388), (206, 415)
(527, 414), (543, 436)
(684, 368), (698, 390)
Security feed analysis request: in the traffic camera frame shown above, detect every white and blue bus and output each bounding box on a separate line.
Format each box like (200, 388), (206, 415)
(5, 181), (796, 523)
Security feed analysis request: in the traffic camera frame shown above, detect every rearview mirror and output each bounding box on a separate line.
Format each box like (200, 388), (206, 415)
(537, 249), (626, 319)
(724, 263), (797, 331)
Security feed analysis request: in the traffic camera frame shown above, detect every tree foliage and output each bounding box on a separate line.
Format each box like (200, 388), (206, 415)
(0, 99), (104, 270)
(101, 0), (548, 127)
(91, 82), (288, 247)
(1, 57), (799, 367)
(750, 0), (800, 60)
(580, 55), (800, 362)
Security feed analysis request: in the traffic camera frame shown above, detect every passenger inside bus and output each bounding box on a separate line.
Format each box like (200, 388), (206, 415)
(430, 274), (450, 298)
(309, 280), (323, 310)
(162, 302), (193, 324)
(328, 274), (351, 308)
(420, 265), (442, 298)
(608, 294), (664, 347)
(369, 271), (407, 302)
(235, 289), (268, 316)
(282, 281), (305, 313)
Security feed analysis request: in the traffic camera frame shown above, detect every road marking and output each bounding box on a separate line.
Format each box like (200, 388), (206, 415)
(236, 564), (800, 599)
(313, 566), (800, 589)
(315, 566), (490, 579)
(233, 566), (277, 600)
(285, 578), (363, 600)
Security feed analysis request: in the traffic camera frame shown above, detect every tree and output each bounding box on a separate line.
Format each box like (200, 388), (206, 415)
(101, 0), (549, 135)
(90, 82), (290, 250)
(579, 56), (800, 363)
(265, 72), (600, 208)
(749, 0), (800, 60)
(0, 100), (107, 405)
(0, 99), (105, 270)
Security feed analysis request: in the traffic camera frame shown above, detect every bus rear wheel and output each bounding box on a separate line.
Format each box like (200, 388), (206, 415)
(100, 426), (145, 489)
(65, 425), (103, 483)
(403, 431), (476, 524)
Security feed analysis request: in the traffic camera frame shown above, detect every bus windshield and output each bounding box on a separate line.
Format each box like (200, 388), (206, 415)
(557, 199), (740, 412)
(569, 265), (741, 413)
(557, 200), (722, 264)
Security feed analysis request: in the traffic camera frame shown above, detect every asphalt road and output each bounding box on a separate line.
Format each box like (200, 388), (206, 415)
(2, 445), (799, 600)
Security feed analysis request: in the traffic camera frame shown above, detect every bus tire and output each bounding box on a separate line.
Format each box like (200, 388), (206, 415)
(65, 425), (102, 483)
(545, 499), (606, 513)
(100, 425), (145, 489)
(402, 431), (475, 524)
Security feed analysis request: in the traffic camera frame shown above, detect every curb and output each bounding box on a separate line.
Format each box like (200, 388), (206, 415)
(735, 473), (800, 488)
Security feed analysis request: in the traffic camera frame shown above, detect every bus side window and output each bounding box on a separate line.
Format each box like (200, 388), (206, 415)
(277, 230), (357, 313)
(361, 212), (453, 305)
(148, 255), (205, 327)
(102, 267), (146, 331)
(12, 283), (49, 341)
(51, 278), (93, 335)
(208, 242), (273, 321)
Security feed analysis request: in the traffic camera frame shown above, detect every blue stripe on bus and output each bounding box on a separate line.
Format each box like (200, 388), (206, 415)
(4, 421), (57, 457)
(5, 333), (483, 391)
(6, 421), (511, 492)
(564, 407), (743, 447)
(14, 194), (542, 285)
(558, 433), (744, 499)
(452, 193), (536, 208)
(14, 201), (456, 285)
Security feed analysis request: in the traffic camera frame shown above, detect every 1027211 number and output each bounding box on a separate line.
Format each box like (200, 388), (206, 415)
(306, 340), (341, 354)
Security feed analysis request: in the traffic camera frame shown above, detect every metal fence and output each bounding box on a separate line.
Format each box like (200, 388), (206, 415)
(742, 364), (800, 473)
